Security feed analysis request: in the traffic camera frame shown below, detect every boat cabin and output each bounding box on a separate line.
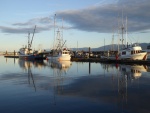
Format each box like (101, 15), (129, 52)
(120, 44), (142, 56)
(62, 48), (70, 55)
(62, 51), (70, 54)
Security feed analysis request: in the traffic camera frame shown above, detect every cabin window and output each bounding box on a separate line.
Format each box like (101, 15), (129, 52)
(122, 51), (126, 55)
(63, 52), (68, 54)
(131, 51), (136, 54)
(147, 45), (150, 49)
(122, 68), (126, 71)
(131, 69), (133, 73)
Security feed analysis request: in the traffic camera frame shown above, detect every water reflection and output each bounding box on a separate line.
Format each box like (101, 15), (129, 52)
(47, 60), (72, 72)
(117, 64), (149, 112)
(101, 63), (148, 79)
(2, 56), (150, 113)
(18, 59), (47, 70)
(19, 60), (37, 91)
(18, 59), (73, 95)
(58, 63), (150, 113)
(119, 64), (148, 80)
(47, 60), (72, 96)
(18, 60), (49, 92)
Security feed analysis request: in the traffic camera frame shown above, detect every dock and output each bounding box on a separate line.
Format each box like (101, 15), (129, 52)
(71, 58), (150, 65)
(3, 55), (150, 65)
(4, 55), (19, 58)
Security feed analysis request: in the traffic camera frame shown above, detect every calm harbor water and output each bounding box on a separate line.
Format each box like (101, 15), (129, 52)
(0, 56), (150, 113)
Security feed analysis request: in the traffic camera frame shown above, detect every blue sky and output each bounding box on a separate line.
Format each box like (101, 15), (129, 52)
(0, 0), (150, 51)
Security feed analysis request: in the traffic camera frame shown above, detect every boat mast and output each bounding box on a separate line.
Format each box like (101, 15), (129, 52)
(53, 14), (56, 50)
(61, 40), (66, 49)
(112, 28), (114, 51)
(61, 18), (64, 49)
(121, 3), (124, 49)
(117, 13), (120, 53)
(118, 31), (120, 53)
(28, 32), (30, 49)
(77, 41), (78, 51)
(104, 38), (105, 52)
(126, 16), (128, 47)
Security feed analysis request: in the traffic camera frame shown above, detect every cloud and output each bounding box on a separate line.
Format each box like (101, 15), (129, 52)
(0, 16), (71, 34)
(0, 16), (53, 34)
(1, 0), (150, 34)
(12, 17), (52, 26)
(0, 25), (50, 34)
(55, 0), (150, 33)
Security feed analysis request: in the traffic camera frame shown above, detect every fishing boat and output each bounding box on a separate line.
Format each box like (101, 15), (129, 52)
(118, 16), (147, 60)
(47, 48), (71, 61)
(113, 14), (147, 60)
(46, 34), (71, 61)
(119, 43), (147, 60)
(46, 15), (71, 61)
(100, 44), (147, 60)
(18, 26), (43, 60)
(18, 47), (43, 60)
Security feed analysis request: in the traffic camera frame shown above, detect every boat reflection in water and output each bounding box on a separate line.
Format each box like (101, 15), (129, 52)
(3, 56), (150, 113)
(18, 59), (72, 92)
(47, 60), (72, 96)
(18, 59), (47, 91)
(119, 64), (148, 80)
(58, 62), (150, 113)
(117, 64), (148, 107)
(18, 59), (47, 70)
(47, 60), (72, 74)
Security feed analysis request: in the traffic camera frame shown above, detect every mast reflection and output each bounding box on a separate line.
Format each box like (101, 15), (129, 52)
(18, 60), (46, 91)
(101, 63), (149, 111)
(47, 60), (72, 105)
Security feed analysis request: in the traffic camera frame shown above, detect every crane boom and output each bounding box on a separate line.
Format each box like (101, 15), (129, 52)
(30, 25), (36, 48)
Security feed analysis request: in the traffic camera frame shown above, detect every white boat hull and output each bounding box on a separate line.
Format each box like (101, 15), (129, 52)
(47, 54), (71, 61)
(120, 52), (147, 60)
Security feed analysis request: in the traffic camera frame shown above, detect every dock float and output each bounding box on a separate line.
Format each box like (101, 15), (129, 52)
(4, 55), (19, 58)
(3, 56), (150, 65)
(71, 58), (150, 65)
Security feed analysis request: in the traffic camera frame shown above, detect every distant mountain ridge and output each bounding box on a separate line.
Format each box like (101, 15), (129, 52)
(71, 43), (150, 51)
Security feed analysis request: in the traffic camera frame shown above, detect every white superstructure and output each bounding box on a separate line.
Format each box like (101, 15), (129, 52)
(119, 43), (147, 60)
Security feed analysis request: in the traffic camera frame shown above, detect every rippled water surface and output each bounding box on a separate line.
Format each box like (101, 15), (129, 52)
(0, 56), (150, 113)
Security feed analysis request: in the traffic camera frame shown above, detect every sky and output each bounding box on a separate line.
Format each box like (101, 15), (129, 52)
(0, 0), (150, 51)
